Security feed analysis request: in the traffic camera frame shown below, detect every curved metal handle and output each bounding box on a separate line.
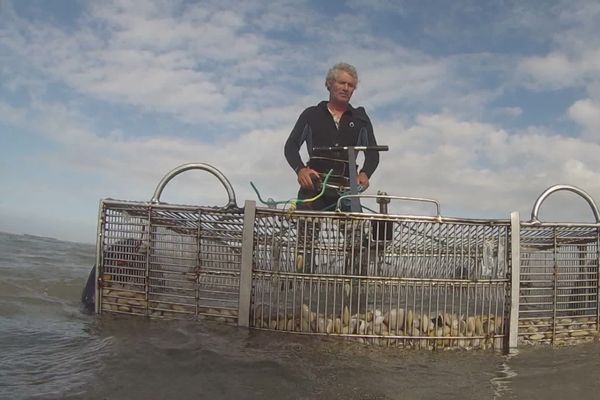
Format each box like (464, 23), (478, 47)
(336, 194), (441, 217)
(530, 184), (600, 223)
(151, 163), (237, 208)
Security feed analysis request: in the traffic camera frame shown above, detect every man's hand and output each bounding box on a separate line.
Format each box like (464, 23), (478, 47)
(297, 167), (321, 190)
(357, 172), (370, 190)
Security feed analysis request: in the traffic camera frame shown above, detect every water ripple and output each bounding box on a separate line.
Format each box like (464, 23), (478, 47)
(0, 318), (114, 400)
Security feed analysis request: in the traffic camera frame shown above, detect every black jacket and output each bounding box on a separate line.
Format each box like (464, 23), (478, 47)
(284, 101), (379, 181)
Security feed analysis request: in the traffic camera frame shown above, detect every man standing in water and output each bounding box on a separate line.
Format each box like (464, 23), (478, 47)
(284, 62), (380, 211)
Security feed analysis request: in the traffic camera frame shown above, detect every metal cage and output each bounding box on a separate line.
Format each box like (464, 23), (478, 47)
(94, 164), (600, 351)
(517, 185), (600, 345)
(250, 208), (509, 350)
(96, 164), (243, 323)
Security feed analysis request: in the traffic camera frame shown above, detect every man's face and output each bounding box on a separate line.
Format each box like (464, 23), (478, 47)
(329, 71), (356, 105)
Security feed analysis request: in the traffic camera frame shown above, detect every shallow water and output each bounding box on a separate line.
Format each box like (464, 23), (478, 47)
(1, 231), (599, 400)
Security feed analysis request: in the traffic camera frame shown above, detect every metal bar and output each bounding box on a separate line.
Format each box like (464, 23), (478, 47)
(530, 184), (600, 224)
(508, 211), (520, 351)
(95, 201), (106, 315)
(597, 229), (600, 329)
(313, 145), (389, 152)
(552, 227), (558, 342)
(347, 148), (361, 212)
(238, 200), (256, 327)
(150, 163), (237, 208)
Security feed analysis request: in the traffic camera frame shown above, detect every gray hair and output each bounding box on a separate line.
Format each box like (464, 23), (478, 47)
(325, 62), (358, 89)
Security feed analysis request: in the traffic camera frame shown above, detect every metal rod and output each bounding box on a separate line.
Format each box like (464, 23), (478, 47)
(151, 162), (237, 208)
(508, 211), (520, 351)
(530, 184), (600, 224)
(347, 148), (361, 212)
(237, 200), (256, 327)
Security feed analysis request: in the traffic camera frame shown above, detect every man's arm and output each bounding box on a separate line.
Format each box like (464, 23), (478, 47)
(359, 114), (379, 179)
(284, 111), (308, 173)
(284, 110), (320, 190)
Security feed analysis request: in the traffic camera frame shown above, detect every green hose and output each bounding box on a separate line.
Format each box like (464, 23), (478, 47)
(250, 169), (334, 210)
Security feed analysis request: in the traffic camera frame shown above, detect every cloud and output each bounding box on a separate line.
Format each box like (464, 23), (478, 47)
(373, 113), (600, 219)
(516, 50), (600, 91)
(568, 98), (600, 135)
(0, 0), (516, 131)
(4, 86), (600, 243)
(0, 102), (27, 125)
(3, 0), (600, 243)
(0, 0), (308, 130)
(513, 1), (600, 92)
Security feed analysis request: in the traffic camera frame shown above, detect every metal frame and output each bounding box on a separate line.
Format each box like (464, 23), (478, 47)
(518, 185), (600, 346)
(93, 164), (600, 352)
(248, 207), (510, 349)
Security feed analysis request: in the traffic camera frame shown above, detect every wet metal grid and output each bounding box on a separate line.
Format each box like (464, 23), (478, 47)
(91, 170), (600, 351)
(253, 211), (509, 279)
(519, 224), (600, 344)
(251, 209), (510, 349)
(97, 200), (244, 322)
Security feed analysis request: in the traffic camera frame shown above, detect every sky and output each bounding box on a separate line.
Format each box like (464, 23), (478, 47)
(2, 0), (600, 244)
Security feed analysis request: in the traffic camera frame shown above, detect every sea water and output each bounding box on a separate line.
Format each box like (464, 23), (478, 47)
(1, 231), (600, 400)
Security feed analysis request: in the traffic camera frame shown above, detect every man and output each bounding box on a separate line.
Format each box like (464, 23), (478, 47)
(284, 62), (379, 211)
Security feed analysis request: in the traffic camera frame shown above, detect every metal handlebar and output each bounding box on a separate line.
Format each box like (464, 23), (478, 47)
(150, 163), (237, 209)
(312, 145), (389, 212)
(529, 184), (600, 224)
(313, 145), (389, 152)
(336, 194), (441, 217)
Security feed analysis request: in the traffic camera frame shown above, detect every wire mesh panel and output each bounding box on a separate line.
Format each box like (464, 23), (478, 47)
(519, 224), (600, 345)
(195, 209), (244, 321)
(253, 211), (509, 278)
(93, 173), (600, 351)
(98, 200), (244, 323)
(251, 209), (510, 350)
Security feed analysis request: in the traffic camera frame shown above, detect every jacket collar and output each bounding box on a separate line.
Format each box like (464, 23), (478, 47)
(318, 100), (355, 115)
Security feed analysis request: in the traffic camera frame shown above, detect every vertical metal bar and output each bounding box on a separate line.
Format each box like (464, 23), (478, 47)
(238, 200), (256, 327)
(283, 274), (289, 329)
(576, 244), (585, 317)
(424, 281), (431, 348)
(374, 219), (381, 276)
(452, 224), (458, 279)
(395, 280), (401, 346)
(335, 218), (342, 275)
(94, 201), (106, 315)
(299, 277), (305, 330)
(308, 275), (314, 330)
(145, 208), (152, 317)
(274, 271), (280, 330)
(430, 224), (436, 277)
(332, 277), (338, 332)
(294, 216), (300, 273)
(398, 221), (404, 277)
(302, 218), (308, 272)
(197, 210), (206, 318)
(316, 278), (321, 330)
(347, 148), (361, 212)
(292, 274), (297, 331)
(597, 228), (600, 330)
(310, 218), (317, 273)
(323, 218), (330, 274)
(259, 275), (266, 328)
(436, 222), (443, 280)
(508, 211), (521, 351)
(419, 222), (425, 277)
(552, 227), (558, 342)
(403, 280), (409, 345)
(419, 281), (425, 337)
